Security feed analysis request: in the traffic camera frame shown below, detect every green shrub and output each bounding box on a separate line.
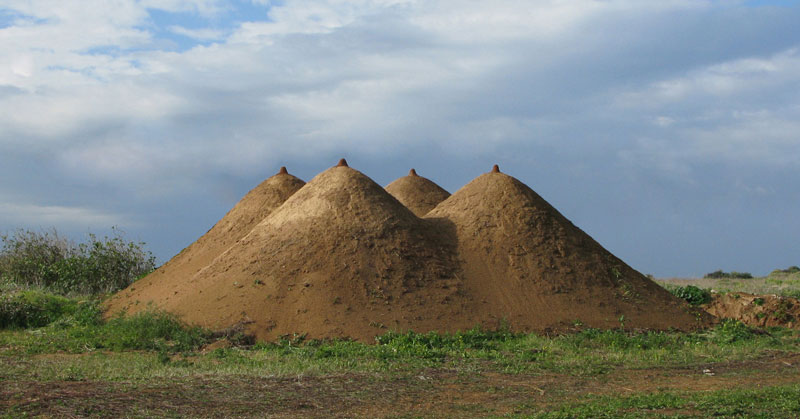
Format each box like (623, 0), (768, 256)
(0, 290), (80, 329)
(0, 227), (155, 294)
(703, 270), (753, 279)
(666, 285), (712, 305)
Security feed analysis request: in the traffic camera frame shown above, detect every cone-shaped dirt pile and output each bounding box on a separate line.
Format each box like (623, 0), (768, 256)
(425, 170), (709, 331)
(108, 165), (471, 341)
(385, 169), (451, 216)
(107, 165), (709, 341)
(105, 168), (305, 315)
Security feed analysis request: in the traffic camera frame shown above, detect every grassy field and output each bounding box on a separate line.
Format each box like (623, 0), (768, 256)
(658, 271), (800, 299)
(2, 273), (800, 417)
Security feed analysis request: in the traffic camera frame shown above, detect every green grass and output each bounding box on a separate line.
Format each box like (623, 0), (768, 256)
(658, 270), (800, 297)
(2, 320), (797, 382)
(0, 301), (210, 356)
(531, 383), (800, 418)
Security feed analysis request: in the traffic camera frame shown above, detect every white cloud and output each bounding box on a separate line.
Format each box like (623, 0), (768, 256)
(619, 48), (800, 106)
(168, 25), (225, 40)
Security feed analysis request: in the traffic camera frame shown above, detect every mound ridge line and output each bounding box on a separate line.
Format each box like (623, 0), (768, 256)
(107, 163), (711, 341)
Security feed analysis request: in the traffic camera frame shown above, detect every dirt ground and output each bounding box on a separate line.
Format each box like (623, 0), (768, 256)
(3, 352), (799, 417)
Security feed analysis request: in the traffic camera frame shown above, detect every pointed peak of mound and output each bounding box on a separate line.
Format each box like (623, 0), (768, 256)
(336, 158), (348, 167)
(277, 166), (288, 175)
(428, 170), (543, 219)
(491, 164), (500, 173)
(385, 170), (451, 217)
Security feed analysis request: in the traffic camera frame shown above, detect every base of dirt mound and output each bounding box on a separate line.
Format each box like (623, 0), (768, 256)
(704, 293), (800, 329)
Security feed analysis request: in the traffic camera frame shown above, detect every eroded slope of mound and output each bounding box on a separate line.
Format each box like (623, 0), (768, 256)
(385, 169), (450, 216)
(425, 170), (710, 331)
(111, 165), (475, 341)
(105, 168), (305, 315)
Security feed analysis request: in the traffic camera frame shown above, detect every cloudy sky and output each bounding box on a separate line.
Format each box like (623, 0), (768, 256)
(1, 0), (798, 277)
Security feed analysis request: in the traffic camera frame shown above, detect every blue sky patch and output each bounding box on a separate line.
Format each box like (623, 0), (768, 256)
(141, 2), (273, 51)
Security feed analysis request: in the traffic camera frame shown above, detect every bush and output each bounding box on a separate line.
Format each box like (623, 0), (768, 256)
(0, 290), (80, 329)
(666, 285), (712, 305)
(0, 227), (155, 294)
(703, 270), (753, 279)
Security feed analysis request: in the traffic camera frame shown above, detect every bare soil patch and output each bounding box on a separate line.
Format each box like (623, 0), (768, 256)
(705, 292), (800, 329)
(3, 352), (799, 417)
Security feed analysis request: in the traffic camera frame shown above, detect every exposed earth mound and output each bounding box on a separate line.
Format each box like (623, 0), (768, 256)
(425, 167), (709, 331)
(704, 293), (800, 329)
(104, 167), (305, 314)
(385, 168), (450, 216)
(107, 162), (710, 341)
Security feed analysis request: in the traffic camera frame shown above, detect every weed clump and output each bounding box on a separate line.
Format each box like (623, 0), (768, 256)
(710, 319), (755, 344)
(0, 290), (80, 329)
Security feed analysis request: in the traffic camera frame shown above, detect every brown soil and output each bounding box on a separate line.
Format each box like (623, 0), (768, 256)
(704, 292), (800, 329)
(385, 168), (450, 216)
(104, 168), (305, 315)
(424, 170), (710, 332)
(107, 164), (710, 341)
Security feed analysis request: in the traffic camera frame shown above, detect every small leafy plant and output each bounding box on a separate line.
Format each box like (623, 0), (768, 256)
(666, 285), (712, 305)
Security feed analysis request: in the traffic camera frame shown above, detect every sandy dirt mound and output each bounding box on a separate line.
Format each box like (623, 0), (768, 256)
(425, 168), (710, 332)
(704, 293), (800, 329)
(104, 168), (305, 316)
(109, 164), (471, 341)
(385, 169), (450, 216)
(107, 163), (709, 341)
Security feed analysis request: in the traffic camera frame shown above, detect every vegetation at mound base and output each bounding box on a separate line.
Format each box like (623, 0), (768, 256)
(0, 227), (155, 295)
(0, 292), (795, 371)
